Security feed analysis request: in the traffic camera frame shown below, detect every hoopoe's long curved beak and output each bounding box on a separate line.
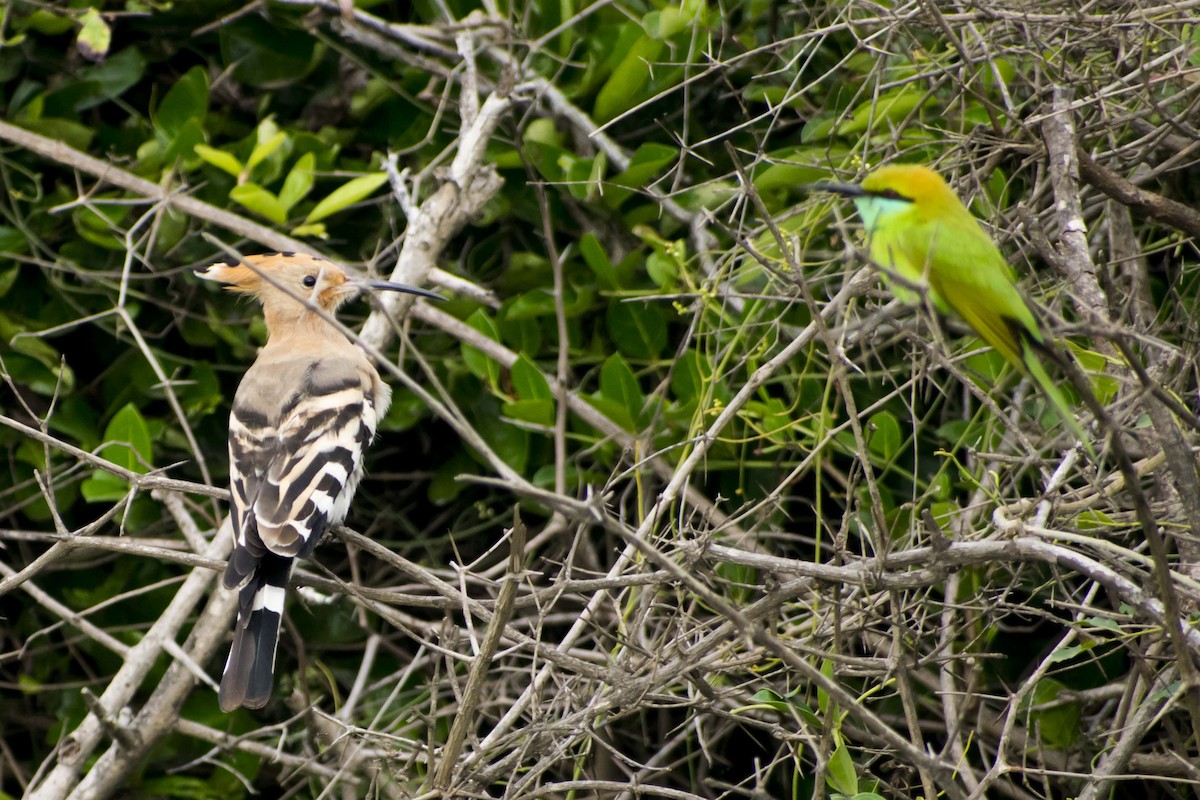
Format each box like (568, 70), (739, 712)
(368, 279), (445, 300)
(350, 278), (445, 302)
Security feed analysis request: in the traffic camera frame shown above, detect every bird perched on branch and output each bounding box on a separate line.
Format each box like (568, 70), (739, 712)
(814, 163), (1091, 453)
(196, 252), (440, 711)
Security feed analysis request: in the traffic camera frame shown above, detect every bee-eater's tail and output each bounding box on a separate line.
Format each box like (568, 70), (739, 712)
(1022, 336), (1095, 458)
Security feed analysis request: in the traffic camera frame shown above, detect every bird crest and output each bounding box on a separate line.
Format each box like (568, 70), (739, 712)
(196, 252), (353, 313)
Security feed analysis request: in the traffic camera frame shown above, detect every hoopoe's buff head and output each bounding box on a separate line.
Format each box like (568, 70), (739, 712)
(195, 252), (441, 331)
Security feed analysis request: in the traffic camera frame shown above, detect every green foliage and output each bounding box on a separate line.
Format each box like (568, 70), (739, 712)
(1, 1), (1196, 798)
(80, 403), (153, 502)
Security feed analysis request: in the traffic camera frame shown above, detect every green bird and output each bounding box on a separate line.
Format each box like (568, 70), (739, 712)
(817, 163), (1090, 452)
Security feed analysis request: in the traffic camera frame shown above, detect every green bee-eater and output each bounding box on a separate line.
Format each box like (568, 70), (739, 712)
(817, 164), (1089, 452)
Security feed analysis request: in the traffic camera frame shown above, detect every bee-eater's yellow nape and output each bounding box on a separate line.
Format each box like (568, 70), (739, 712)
(858, 164), (982, 233)
(860, 164), (960, 205)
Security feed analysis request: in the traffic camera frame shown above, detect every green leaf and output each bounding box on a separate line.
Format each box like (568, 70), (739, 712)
(580, 232), (620, 290)
(650, 0), (705, 39)
(0, 267), (18, 299)
(716, 560), (756, 605)
(508, 352), (559, 424)
(1, 316), (75, 395)
(1019, 678), (1080, 750)
(164, 118), (205, 163)
(565, 153), (606, 201)
(1075, 509), (1116, 530)
(304, 173), (389, 224)
(77, 47), (146, 109)
(505, 289), (558, 321)
(1048, 644), (1087, 664)
(501, 398), (554, 427)
(181, 362), (222, 417)
(75, 8), (111, 62)
(81, 403), (153, 502)
(826, 741), (858, 797)
(744, 688), (789, 713)
(585, 395), (635, 434)
(522, 138), (570, 183)
(246, 123), (287, 173)
(461, 309), (502, 391)
(801, 113), (839, 143)
(867, 411), (902, 459)
(502, 279), (597, 320)
(1071, 344), (1120, 404)
(476, 410), (529, 473)
(429, 451), (473, 505)
(100, 403), (153, 473)
(1082, 616), (1122, 634)
(836, 87), (926, 136)
(817, 658), (835, 715)
(924, 501), (956, 533)
(290, 222), (327, 238)
(220, 15), (318, 87)
(670, 349), (706, 404)
(193, 144), (243, 178)
(600, 354), (643, 430)
(154, 65), (208, 139)
(744, 397), (792, 445)
(23, 8), (74, 35)
(607, 301), (667, 360)
(381, 388), (429, 432)
(752, 147), (847, 193)
(496, 305), (543, 354)
(738, 688), (820, 725)
(16, 118), (94, 152)
(524, 117), (564, 148)
(72, 199), (132, 250)
(605, 143), (678, 208)
(926, 469), (952, 501)
(593, 34), (664, 123)
(151, 209), (188, 255)
(279, 152), (316, 211)
(0, 225), (26, 254)
(645, 251), (679, 288)
(511, 354), (553, 402)
(229, 183), (288, 225)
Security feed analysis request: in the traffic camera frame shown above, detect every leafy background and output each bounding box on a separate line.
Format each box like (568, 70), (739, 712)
(2, 1), (1200, 798)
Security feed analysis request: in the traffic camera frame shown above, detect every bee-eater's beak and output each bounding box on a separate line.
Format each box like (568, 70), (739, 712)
(809, 181), (868, 198)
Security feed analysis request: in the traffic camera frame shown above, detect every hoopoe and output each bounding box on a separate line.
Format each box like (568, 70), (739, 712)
(195, 252), (439, 711)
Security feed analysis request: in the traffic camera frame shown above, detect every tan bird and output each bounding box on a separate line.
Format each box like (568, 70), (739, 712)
(196, 252), (440, 711)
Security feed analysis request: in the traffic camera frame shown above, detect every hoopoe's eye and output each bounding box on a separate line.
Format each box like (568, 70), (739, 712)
(302, 275), (317, 288)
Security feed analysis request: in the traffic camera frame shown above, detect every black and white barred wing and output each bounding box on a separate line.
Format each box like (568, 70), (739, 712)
(252, 365), (379, 557)
(218, 359), (381, 711)
(220, 403), (289, 711)
(222, 408), (274, 591)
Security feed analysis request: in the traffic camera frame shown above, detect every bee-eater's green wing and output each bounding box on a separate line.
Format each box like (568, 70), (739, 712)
(891, 214), (1039, 369)
(889, 215), (1092, 453)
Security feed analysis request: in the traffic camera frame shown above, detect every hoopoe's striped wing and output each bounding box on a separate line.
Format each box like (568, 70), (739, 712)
(220, 400), (293, 711)
(253, 365), (380, 557)
(223, 409), (274, 588)
(219, 357), (383, 711)
(220, 401), (289, 711)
